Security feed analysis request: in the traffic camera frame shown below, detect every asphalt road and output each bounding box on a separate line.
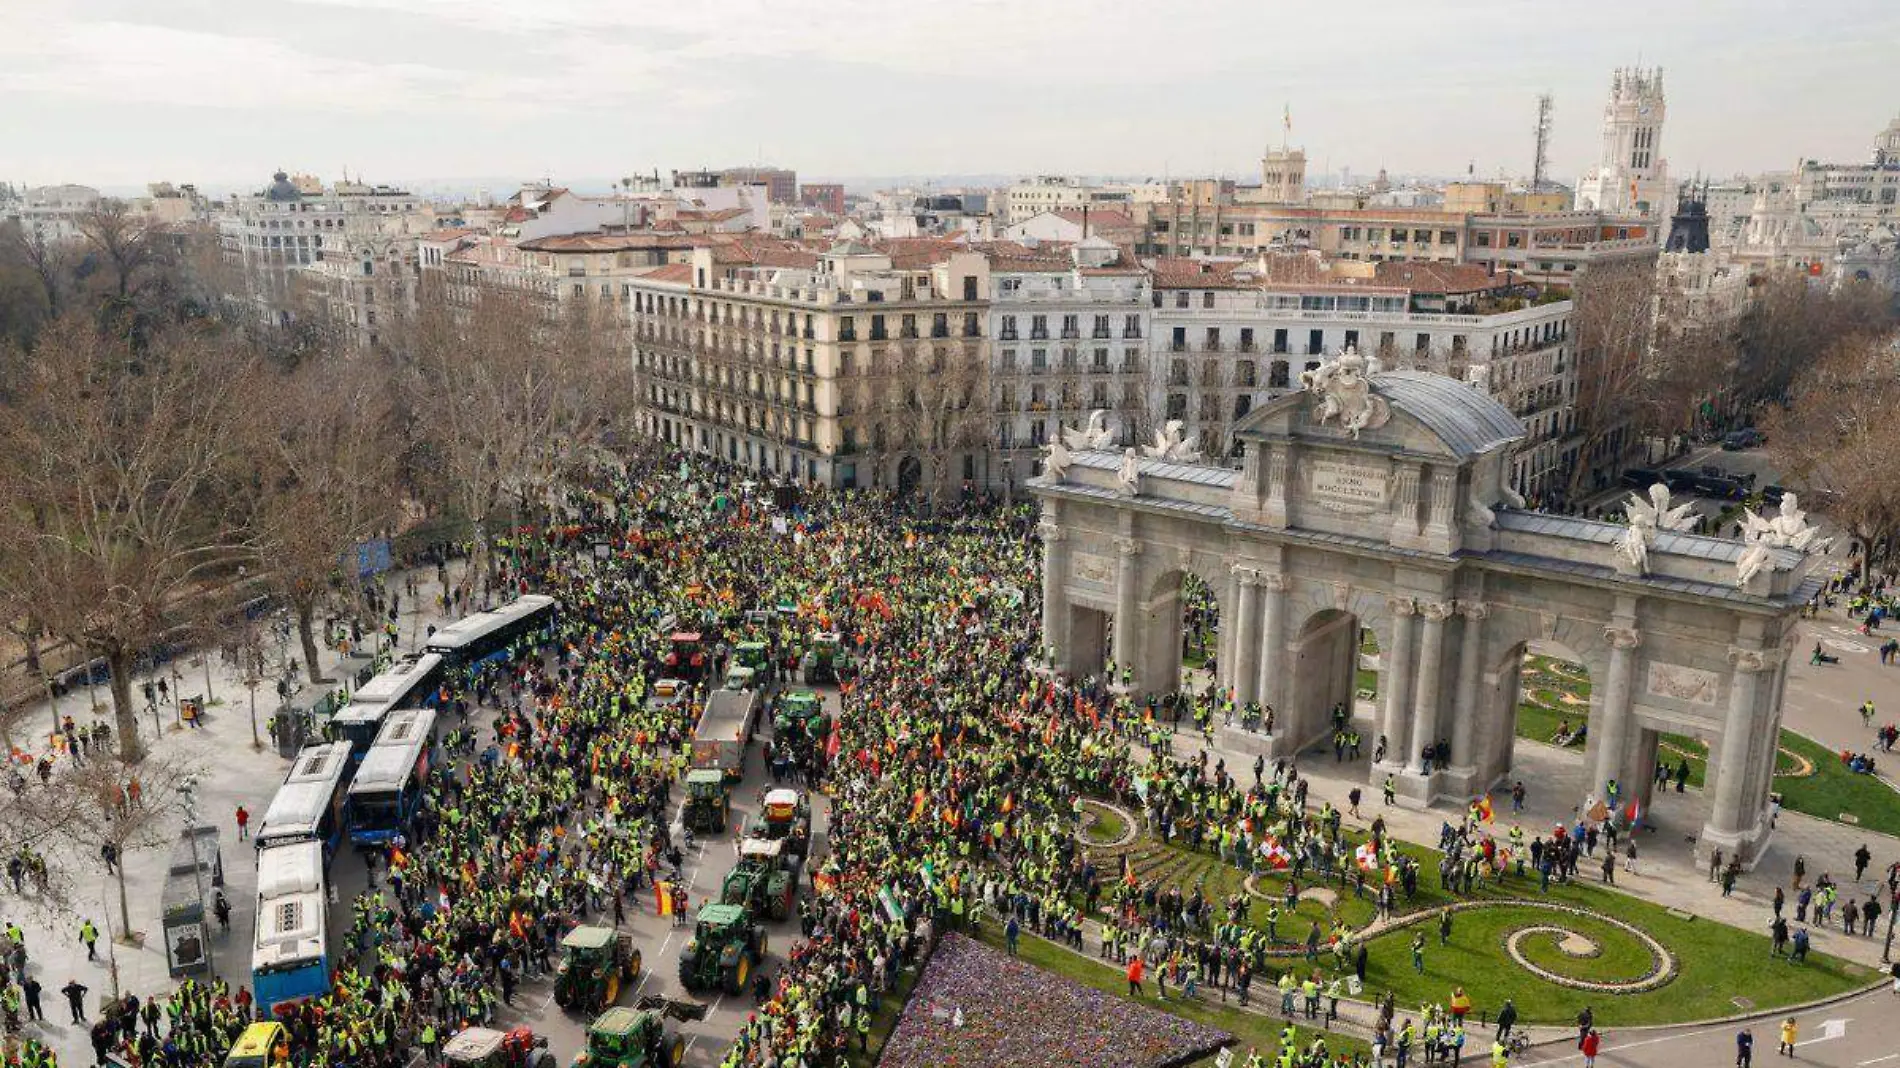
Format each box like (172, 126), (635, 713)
(1520, 980), (1900, 1068)
(325, 681), (839, 1068)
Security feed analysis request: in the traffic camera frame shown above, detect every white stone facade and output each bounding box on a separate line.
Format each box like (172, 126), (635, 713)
(1033, 369), (1812, 866)
(1574, 67), (1672, 221)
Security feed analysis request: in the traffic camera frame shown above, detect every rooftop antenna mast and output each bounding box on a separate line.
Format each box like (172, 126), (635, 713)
(1531, 92), (1554, 192)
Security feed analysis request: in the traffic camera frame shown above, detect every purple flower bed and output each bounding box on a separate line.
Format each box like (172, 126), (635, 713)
(879, 933), (1231, 1068)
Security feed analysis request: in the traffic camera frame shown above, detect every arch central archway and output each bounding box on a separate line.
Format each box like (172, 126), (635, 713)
(1285, 608), (1364, 755)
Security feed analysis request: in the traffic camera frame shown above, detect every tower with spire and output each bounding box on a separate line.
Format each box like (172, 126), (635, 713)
(1573, 66), (1671, 220)
(1260, 103), (1308, 205)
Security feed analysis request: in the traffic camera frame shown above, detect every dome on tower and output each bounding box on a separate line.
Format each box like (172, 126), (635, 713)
(265, 170), (302, 203)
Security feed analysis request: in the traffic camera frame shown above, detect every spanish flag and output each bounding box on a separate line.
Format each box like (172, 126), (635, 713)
(1476, 796), (1495, 824)
(656, 881), (674, 917)
(1001, 793), (1015, 816)
(909, 787), (927, 823)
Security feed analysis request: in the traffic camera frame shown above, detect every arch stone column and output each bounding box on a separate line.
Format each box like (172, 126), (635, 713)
(1038, 520), (1069, 670)
(1706, 644), (1771, 854)
(1255, 573), (1289, 718)
(1447, 601), (1487, 790)
(1379, 596), (1418, 770)
(1591, 624), (1641, 809)
(1409, 600), (1452, 774)
(1112, 536), (1141, 688)
(1231, 568), (1261, 706)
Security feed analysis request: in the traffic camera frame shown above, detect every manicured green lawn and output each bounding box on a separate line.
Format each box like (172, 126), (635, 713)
(1355, 668), (1379, 698)
(1515, 700), (1585, 750)
(1087, 826), (1867, 1027)
(971, 925), (1367, 1065)
(1774, 731), (1900, 836)
(1085, 803), (1130, 845)
(1511, 913), (1654, 985)
(1359, 897), (1863, 1027)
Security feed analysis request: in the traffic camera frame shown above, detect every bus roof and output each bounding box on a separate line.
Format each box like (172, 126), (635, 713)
(425, 595), (556, 653)
(340, 654), (443, 711)
(252, 841), (326, 972)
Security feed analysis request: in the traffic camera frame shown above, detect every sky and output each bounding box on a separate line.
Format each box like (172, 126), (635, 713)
(2, 0), (1896, 196)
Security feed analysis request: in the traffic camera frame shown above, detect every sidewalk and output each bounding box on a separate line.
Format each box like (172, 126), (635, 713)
(6, 565), (464, 1068)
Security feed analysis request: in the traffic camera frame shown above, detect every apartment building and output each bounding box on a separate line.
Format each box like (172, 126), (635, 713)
(628, 239), (991, 494)
(1149, 254), (1577, 501)
(216, 171), (435, 336)
(988, 237), (1150, 494)
(799, 183), (845, 215)
(1003, 177), (1133, 226)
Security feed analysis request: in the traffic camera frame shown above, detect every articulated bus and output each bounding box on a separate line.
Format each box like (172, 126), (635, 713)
(328, 653), (444, 761)
(254, 742), (354, 864)
(424, 594), (557, 669)
(250, 839), (330, 1013)
(345, 708), (437, 846)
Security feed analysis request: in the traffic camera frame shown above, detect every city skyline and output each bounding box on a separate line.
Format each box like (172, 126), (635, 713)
(3, 0), (1896, 192)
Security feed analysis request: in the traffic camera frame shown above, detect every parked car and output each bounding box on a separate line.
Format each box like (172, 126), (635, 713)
(1722, 428), (1765, 451)
(1620, 467), (1662, 491)
(1693, 473), (1749, 500)
(1760, 484), (1787, 506)
(1662, 469), (1702, 493)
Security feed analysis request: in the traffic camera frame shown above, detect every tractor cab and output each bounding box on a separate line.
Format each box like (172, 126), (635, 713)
(553, 925), (641, 1013)
(570, 1004), (688, 1068)
(747, 788), (812, 859)
(681, 768), (732, 834)
(733, 641), (770, 673)
(722, 665), (757, 692)
(663, 633), (708, 681)
(676, 903), (767, 996)
(798, 632), (854, 685)
(720, 837), (796, 920)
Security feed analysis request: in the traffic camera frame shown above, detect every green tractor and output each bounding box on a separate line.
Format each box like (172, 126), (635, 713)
(676, 903), (768, 996)
(553, 925), (642, 1014)
(797, 632), (854, 685)
(719, 837), (797, 921)
(772, 691), (828, 748)
(569, 998), (706, 1068)
(744, 788), (812, 862)
(733, 640), (771, 675)
(681, 768), (732, 834)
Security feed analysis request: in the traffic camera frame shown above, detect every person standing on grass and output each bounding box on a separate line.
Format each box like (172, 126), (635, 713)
(1126, 954), (1145, 997)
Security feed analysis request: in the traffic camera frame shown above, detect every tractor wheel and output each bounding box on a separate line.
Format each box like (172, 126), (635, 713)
(532, 1053), (555, 1068)
(624, 949), (642, 981)
(603, 973), (620, 1006)
(667, 1037), (685, 1068)
(729, 953), (751, 995)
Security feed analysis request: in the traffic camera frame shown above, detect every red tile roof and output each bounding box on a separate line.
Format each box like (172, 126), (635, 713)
(641, 263), (695, 284)
(1053, 208), (1138, 231)
(1150, 257), (1250, 289)
(1372, 260), (1496, 294)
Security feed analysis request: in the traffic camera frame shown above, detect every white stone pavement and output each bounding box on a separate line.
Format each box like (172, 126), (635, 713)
(6, 565), (463, 1067)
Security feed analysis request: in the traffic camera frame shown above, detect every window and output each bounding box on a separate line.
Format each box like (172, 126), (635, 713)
(1123, 314), (1142, 339)
(1093, 347), (1109, 369)
(964, 312), (980, 338)
(1202, 291), (1215, 309)
(1307, 329), (1323, 355)
(931, 313), (948, 338)
(1416, 332), (1431, 353)
(1061, 314), (1079, 339)
(1030, 314), (1048, 340)
(1237, 360), (1256, 387)
(839, 315), (856, 342)
(870, 314), (887, 341)
(1171, 327), (1187, 352)
(1000, 314), (1018, 340)
(1367, 228), (1385, 242)
(1093, 314), (1110, 338)
(1205, 327), (1221, 351)
(1344, 329), (1358, 351)
(1239, 327), (1254, 352)
(1440, 230), (1458, 245)
(963, 276), (978, 301)
(1272, 328), (1288, 354)
(900, 313), (917, 339)
(1175, 292), (1189, 309)
(1269, 360), (1290, 388)
(1031, 348), (1048, 371)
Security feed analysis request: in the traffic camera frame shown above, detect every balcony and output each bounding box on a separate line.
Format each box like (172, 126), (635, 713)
(839, 329), (857, 342)
(999, 330), (1019, 341)
(1030, 329), (1049, 341)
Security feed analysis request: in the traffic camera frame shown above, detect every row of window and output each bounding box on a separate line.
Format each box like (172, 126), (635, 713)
(996, 313), (1142, 341)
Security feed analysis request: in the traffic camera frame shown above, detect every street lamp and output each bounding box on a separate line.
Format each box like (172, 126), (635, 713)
(178, 779), (216, 984)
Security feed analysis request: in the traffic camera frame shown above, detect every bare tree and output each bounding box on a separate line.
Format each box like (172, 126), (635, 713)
(1564, 260), (1662, 501)
(1762, 334), (1900, 566)
(250, 354), (403, 683)
(1733, 273), (1894, 406)
(55, 751), (203, 943)
(76, 200), (162, 302)
(0, 318), (262, 760)
(394, 284), (624, 606)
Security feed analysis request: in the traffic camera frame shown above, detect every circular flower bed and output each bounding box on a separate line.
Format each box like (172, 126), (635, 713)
(1494, 902), (1677, 994)
(1078, 799), (1138, 848)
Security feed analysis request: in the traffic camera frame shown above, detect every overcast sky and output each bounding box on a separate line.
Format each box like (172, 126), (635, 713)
(3, 0), (1895, 195)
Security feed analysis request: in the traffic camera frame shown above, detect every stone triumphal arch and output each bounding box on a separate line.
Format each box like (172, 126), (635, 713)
(1031, 360), (1815, 865)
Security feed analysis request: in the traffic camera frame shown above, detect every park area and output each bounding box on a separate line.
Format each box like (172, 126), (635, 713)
(1076, 799), (1870, 1028)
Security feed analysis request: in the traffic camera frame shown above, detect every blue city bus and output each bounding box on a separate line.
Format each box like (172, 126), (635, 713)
(328, 653), (443, 762)
(250, 839), (330, 1013)
(424, 594), (556, 669)
(255, 741), (353, 864)
(344, 708), (437, 846)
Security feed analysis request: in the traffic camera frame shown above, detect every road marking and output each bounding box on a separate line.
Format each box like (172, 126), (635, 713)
(1856, 1055), (1898, 1066)
(1797, 1018), (1851, 1046)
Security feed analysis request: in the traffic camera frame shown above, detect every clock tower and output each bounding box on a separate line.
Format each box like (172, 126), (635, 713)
(1574, 66), (1672, 221)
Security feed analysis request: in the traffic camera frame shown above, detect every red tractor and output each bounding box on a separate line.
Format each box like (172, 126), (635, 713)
(663, 632), (710, 682)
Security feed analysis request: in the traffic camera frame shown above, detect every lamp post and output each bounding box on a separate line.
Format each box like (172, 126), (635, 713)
(178, 779), (215, 983)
